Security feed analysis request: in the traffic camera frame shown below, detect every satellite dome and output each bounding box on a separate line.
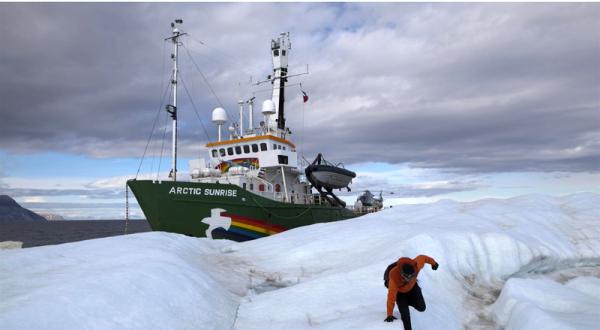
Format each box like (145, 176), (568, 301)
(261, 100), (276, 115)
(212, 107), (227, 124)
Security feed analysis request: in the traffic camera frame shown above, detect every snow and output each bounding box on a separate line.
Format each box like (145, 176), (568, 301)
(1, 193), (599, 329)
(0, 234), (239, 330)
(491, 277), (600, 330)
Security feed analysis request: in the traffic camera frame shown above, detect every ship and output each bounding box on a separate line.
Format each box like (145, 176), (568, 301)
(127, 20), (374, 242)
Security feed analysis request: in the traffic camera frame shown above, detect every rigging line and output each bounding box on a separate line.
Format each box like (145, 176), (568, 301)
(181, 44), (234, 123)
(151, 71), (175, 175)
(159, 40), (168, 108)
(124, 183), (129, 234)
(186, 37), (255, 102)
(301, 89), (305, 161)
(135, 71), (174, 179)
(156, 80), (173, 181)
(186, 35), (256, 77)
(149, 45), (170, 178)
(178, 73), (212, 141)
(156, 110), (169, 181)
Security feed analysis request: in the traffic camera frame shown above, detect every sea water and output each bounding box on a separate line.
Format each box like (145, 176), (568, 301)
(0, 220), (151, 248)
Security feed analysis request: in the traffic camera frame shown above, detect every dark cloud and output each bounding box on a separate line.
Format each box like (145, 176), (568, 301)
(0, 3), (598, 173)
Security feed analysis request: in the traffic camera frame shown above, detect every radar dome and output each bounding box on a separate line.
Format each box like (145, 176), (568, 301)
(261, 100), (276, 115)
(212, 107), (227, 124)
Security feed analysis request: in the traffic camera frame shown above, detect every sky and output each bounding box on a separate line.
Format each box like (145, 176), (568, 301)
(0, 3), (599, 219)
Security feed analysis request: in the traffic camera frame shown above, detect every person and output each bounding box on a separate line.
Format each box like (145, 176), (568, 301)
(383, 255), (439, 330)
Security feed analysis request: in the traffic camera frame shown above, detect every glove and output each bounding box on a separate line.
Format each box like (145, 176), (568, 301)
(384, 316), (397, 322)
(432, 263), (439, 270)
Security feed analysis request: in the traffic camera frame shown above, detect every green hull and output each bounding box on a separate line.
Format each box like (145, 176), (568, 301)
(127, 179), (357, 241)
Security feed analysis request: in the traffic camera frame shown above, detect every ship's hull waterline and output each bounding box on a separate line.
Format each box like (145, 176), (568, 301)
(127, 179), (357, 242)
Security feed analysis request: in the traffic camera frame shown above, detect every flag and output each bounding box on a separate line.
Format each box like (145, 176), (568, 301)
(302, 90), (309, 103)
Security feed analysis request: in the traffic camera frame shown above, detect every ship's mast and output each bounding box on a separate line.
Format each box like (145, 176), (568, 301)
(269, 32), (291, 132)
(165, 19), (185, 181)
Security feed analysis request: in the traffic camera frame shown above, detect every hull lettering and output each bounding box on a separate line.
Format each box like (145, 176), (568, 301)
(168, 186), (237, 197)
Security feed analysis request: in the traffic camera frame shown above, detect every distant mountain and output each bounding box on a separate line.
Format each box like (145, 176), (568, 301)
(0, 195), (47, 222)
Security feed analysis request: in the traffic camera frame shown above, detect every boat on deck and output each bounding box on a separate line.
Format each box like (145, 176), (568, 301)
(306, 153), (356, 190)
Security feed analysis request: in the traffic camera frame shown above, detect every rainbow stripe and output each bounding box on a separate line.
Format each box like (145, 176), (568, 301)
(222, 212), (286, 239)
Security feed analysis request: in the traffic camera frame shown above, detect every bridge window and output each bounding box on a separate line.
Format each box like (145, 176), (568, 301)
(259, 184), (265, 192)
(227, 147), (234, 156)
(260, 143), (267, 151)
(211, 149), (218, 157)
(278, 155), (288, 165)
(243, 183), (247, 190)
(283, 146), (286, 150)
(235, 146), (242, 154)
(219, 148), (226, 157)
(243, 145), (250, 153)
(252, 144), (258, 152)
(282, 50), (286, 56)
(275, 184), (281, 193)
(273, 49), (279, 57)
(250, 183), (254, 191)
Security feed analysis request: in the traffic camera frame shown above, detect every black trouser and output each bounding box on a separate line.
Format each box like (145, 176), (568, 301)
(395, 284), (426, 330)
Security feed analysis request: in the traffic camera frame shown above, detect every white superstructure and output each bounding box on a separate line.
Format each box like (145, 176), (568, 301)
(188, 33), (314, 204)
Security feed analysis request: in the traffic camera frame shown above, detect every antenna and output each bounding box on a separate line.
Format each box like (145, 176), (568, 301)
(247, 96), (256, 131)
(238, 100), (244, 137)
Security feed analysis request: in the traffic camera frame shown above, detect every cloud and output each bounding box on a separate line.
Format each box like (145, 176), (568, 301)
(20, 202), (143, 220)
(0, 3), (598, 174)
(23, 196), (47, 203)
(0, 171), (179, 200)
(344, 168), (484, 198)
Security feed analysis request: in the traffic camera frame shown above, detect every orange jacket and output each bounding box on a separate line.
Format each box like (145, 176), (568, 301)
(386, 255), (437, 316)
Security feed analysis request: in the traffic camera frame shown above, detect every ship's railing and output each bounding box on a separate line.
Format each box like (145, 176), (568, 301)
(265, 191), (322, 205)
(286, 192), (310, 205)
